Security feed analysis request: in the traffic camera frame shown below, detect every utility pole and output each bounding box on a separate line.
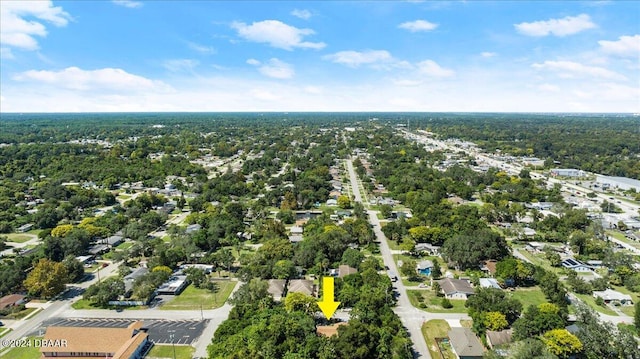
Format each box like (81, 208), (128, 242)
(168, 330), (176, 359)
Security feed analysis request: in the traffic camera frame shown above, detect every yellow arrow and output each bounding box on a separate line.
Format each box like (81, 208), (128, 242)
(318, 276), (340, 319)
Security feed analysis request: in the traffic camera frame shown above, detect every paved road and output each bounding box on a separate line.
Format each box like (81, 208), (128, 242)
(0, 233), (39, 257)
(347, 157), (444, 358)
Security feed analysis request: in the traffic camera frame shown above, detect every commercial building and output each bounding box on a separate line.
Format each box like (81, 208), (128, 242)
(40, 321), (150, 359)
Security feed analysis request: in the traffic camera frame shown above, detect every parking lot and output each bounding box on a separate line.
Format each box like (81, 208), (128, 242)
(38, 318), (208, 345)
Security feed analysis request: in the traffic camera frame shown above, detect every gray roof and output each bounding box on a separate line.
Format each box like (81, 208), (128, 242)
(437, 278), (475, 295)
(287, 279), (315, 296)
(267, 279), (287, 300)
(448, 328), (484, 357)
(105, 235), (123, 245)
(486, 329), (512, 348)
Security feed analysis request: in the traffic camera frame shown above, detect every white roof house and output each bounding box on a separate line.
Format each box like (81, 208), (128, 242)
(479, 278), (501, 289)
(593, 289), (633, 306)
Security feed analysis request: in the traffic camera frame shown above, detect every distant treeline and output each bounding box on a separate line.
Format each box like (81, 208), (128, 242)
(2, 112), (638, 179)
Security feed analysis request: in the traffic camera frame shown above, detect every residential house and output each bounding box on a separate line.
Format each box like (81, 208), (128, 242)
(414, 243), (441, 256)
(288, 235), (303, 243)
(416, 260), (434, 276)
(290, 226), (304, 235)
(16, 223), (33, 233)
(316, 322), (347, 337)
(486, 329), (513, 349)
(337, 265), (358, 278)
(448, 328), (484, 358)
(0, 294), (26, 310)
(124, 267), (149, 296)
(479, 278), (501, 289)
(437, 278), (475, 300)
(104, 235), (124, 247)
(287, 279), (316, 297)
(561, 258), (592, 273)
(481, 260), (498, 276)
(267, 279), (287, 301)
(185, 224), (202, 234)
(40, 321), (150, 359)
(593, 289), (633, 306)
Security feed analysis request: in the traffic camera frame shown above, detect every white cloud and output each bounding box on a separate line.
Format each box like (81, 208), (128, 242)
(291, 9), (312, 20)
(416, 60), (455, 77)
(303, 86), (323, 94)
(532, 60), (626, 81)
(0, 0), (71, 51)
(187, 41), (216, 54)
(393, 79), (423, 86)
(231, 20), (325, 50)
(538, 83), (560, 92)
(163, 59), (199, 72)
(398, 20), (438, 32)
(112, 0), (143, 9)
(323, 50), (393, 68)
(0, 47), (14, 59)
(250, 88), (280, 101)
(514, 14), (596, 37)
(481, 52), (497, 58)
(247, 58), (295, 79)
(598, 35), (640, 58)
(13, 67), (173, 92)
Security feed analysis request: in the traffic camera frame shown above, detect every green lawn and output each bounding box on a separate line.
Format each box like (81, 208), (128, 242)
(508, 287), (548, 308)
(422, 320), (456, 359)
(0, 337), (42, 359)
(574, 293), (618, 316)
(116, 241), (134, 250)
(611, 286), (637, 317)
(161, 281), (236, 310)
(607, 230), (640, 250)
(3, 307), (39, 320)
(4, 233), (34, 243)
(146, 344), (195, 359)
(407, 289), (468, 313)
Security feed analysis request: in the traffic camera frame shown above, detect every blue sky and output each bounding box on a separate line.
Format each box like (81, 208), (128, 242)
(1, 0), (638, 112)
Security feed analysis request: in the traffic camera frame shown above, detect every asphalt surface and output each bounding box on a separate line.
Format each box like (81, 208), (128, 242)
(36, 318), (208, 345)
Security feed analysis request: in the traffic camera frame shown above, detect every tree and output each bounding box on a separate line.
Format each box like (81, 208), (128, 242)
(340, 248), (364, 269)
(83, 277), (124, 307)
(379, 204), (393, 219)
(541, 329), (582, 358)
(465, 287), (522, 325)
(337, 195), (351, 209)
(508, 339), (558, 359)
(273, 259), (295, 279)
(513, 303), (566, 340)
(184, 267), (208, 288)
(400, 259), (417, 278)
(635, 300), (640, 332)
(62, 255), (85, 283)
(442, 230), (509, 270)
(431, 258), (442, 279)
(284, 292), (319, 314)
(484, 311), (508, 331)
(231, 278), (271, 308)
(23, 258), (68, 298)
(277, 209), (295, 224)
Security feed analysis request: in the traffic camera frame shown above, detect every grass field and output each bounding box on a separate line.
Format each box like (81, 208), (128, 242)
(508, 287), (548, 309)
(422, 320), (456, 359)
(408, 289), (467, 313)
(4, 233), (34, 243)
(0, 337), (42, 359)
(3, 307), (39, 320)
(146, 344), (195, 359)
(574, 293), (618, 316)
(161, 281), (236, 310)
(116, 241), (134, 250)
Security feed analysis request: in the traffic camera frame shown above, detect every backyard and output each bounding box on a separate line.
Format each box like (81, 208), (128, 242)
(422, 319), (456, 359)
